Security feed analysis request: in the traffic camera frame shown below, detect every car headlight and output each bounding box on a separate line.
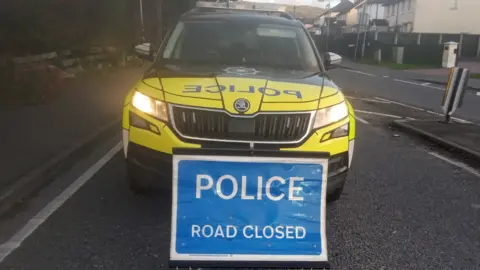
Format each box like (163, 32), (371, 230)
(132, 91), (168, 122)
(313, 101), (348, 129)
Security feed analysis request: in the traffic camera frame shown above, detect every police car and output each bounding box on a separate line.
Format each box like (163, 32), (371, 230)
(123, 7), (356, 202)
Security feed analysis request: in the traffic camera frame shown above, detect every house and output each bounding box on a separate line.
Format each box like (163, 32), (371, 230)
(312, 0), (354, 36)
(334, 0), (389, 33)
(314, 0), (356, 27)
(313, 9), (338, 28)
(334, 0), (355, 25)
(383, 0), (480, 34)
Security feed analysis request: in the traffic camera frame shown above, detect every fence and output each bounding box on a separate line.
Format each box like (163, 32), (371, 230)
(313, 31), (480, 66)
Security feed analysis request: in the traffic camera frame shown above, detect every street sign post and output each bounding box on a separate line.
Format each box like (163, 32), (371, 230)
(441, 67), (470, 123)
(169, 148), (331, 269)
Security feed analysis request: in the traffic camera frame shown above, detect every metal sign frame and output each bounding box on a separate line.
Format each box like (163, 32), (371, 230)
(169, 148), (332, 270)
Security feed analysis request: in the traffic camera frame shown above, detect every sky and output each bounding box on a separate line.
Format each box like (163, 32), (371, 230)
(248, 0), (341, 8)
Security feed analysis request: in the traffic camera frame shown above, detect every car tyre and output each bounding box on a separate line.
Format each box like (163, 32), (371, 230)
(327, 183), (345, 203)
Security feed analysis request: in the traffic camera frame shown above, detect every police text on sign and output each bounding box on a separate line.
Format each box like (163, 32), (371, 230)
(196, 174), (304, 201)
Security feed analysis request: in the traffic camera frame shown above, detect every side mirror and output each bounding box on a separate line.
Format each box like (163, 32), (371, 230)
(134, 43), (154, 62)
(324, 52), (342, 70)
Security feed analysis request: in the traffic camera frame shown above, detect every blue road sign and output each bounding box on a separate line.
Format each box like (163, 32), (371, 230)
(170, 154), (329, 263)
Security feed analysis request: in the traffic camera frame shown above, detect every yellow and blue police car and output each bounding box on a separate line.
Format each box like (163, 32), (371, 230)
(122, 7), (356, 202)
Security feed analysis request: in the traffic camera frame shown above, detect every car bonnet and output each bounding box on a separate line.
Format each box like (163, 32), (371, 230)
(141, 67), (343, 114)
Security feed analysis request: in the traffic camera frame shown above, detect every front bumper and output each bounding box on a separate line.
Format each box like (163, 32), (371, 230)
(123, 106), (355, 193)
(123, 105), (355, 155)
(126, 142), (349, 194)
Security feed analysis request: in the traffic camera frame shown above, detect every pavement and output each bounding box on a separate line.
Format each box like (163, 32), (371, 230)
(339, 59), (480, 91)
(393, 120), (480, 161)
(0, 67), (480, 269)
(405, 65), (480, 91)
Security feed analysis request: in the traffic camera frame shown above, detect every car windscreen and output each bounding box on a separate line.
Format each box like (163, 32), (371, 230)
(160, 20), (320, 72)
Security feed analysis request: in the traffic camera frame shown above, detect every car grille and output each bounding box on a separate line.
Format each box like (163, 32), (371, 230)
(171, 106), (312, 142)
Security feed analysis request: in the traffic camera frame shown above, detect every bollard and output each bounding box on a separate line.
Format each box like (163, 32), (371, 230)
(441, 67), (470, 123)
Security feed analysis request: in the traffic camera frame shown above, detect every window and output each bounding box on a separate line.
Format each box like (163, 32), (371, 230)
(160, 21), (319, 72)
(407, 0), (412, 11)
(400, 0), (405, 13)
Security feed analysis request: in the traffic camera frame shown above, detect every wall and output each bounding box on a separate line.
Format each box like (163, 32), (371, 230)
(414, 0), (480, 34)
(345, 8), (358, 26)
(365, 3), (385, 20)
(384, 0), (416, 30)
(315, 12), (338, 27)
(344, 3), (385, 29)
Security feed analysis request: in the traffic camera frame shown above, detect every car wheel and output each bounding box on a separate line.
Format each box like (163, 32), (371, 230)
(327, 183), (345, 203)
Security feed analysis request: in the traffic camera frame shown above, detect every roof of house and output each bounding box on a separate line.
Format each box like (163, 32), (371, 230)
(353, 0), (393, 8)
(331, 0), (355, 14)
(315, 0), (353, 19)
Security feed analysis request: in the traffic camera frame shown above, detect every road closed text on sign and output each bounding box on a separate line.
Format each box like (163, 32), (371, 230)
(193, 174), (306, 240)
(170, 154), (329, 263)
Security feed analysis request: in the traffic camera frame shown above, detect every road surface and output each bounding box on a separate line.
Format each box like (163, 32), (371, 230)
(1, 70), (480, 270)
(332, 63), (480, 123)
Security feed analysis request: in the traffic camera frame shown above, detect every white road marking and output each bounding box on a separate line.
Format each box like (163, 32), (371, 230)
(373, 97), (390, 102)
(428, 152), (480, 178)
(423, 84), (445, 90)
(354, 115), (370, 124)
(450, 117), (469, 124)
(394, 79), (421, 86)
(355, 109), (402, 119)
(476, 92), (480, 96)
(374, 97), (423, 110)
(344, 69), (376, 77)
(373, 97), (472, 124)
(383, 75), (390, 78)
(346, 96), (390, 103)
(393, 79), (444, 90)
(421, 83), (431, 86)
(0, 142), (122, 263)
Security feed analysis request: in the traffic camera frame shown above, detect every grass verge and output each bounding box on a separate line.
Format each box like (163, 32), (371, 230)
(470, 73), (480, 79)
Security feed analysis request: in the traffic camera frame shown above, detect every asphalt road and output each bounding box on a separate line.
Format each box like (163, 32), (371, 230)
(330, 64), (480, 123)
(1, 71), (480, 270)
